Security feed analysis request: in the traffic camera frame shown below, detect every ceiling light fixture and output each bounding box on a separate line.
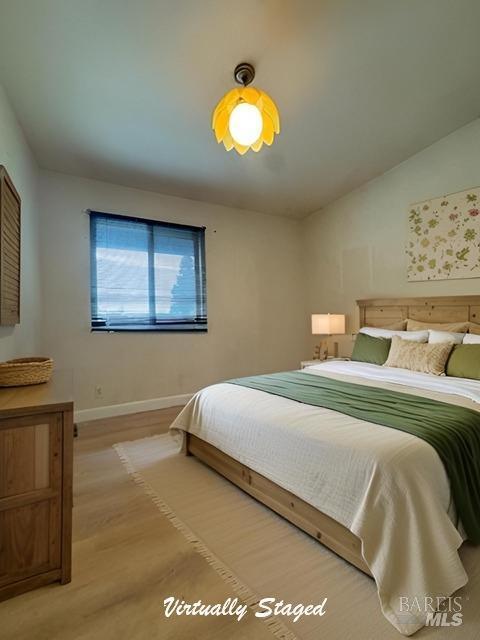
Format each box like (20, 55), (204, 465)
(212, 63), (280, 155)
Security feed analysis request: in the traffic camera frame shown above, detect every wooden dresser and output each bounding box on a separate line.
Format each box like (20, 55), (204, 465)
(0, 374), (73, 601)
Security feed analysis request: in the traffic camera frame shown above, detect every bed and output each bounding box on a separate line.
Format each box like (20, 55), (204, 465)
(170, 295), (480, 635)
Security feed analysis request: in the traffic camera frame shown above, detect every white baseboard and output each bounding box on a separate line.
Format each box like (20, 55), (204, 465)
(74, 393), (193, 423)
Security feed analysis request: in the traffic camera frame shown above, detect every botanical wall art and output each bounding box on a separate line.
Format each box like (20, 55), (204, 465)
(407, 186), (480, 281)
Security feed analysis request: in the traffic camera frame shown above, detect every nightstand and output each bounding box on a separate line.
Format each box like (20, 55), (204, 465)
(300, 358), (349, 369)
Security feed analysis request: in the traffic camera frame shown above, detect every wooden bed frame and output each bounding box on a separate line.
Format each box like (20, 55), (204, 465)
(186, 432), (370, 574)
(186, 295), (480, 576)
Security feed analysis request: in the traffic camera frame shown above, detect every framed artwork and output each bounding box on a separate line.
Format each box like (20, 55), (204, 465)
(407, 186), (480, 282)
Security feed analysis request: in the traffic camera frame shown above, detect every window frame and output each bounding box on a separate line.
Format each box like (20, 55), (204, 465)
(89, 210), (207, 333)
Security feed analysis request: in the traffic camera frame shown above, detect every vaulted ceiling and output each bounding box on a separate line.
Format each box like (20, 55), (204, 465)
(0, 0), (479, 217)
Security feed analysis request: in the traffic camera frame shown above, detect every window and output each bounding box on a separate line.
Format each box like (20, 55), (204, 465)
(89, 211), (207, 331)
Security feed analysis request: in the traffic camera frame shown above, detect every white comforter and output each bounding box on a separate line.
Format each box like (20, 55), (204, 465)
(170, 361), (479, 635)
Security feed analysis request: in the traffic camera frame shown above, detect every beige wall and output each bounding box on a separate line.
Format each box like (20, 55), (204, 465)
(0, 85), (41, 359)
(4, 82), (480, 408)
(303, 118), (480, 357)
(39, 171), (308, 410)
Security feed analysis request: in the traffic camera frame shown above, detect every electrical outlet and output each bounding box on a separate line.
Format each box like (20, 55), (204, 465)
(94, 385), (103, 399)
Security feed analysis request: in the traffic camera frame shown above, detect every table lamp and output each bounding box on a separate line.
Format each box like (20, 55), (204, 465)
(311, 314), (346, 360)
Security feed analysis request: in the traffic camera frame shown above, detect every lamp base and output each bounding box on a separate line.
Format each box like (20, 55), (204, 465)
(313, 340), (339, 360)
(313, 340), (328, 360)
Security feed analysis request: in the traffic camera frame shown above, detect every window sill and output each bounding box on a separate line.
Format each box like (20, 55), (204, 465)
(91, 324), (208, 333)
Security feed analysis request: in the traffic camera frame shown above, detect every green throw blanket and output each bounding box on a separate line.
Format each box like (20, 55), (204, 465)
(228, 371), (480, 543)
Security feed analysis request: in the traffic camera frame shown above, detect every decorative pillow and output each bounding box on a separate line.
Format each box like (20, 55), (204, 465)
(468, 322), (480, 335)
(351, 333), (391, 365)
(384, 336), (454, 376)
(428, 330), (465, 345)
(360, 327), (428, 342)
(463, 333), (480, 344)
(446, 344), (480, 380)
(383, 320), (407, 330)
(406, 319), (469, 333)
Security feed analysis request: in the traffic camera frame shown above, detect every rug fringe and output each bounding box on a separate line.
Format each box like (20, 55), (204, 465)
(114, 441), (299, 640)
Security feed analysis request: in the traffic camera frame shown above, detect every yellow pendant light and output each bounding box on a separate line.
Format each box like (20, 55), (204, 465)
(212, 63), (280, 155)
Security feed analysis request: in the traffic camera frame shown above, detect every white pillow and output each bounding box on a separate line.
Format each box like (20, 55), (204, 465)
(463, 333), (480, 344)
(359, 327), (428, 342)
(428, 330), (465, 345)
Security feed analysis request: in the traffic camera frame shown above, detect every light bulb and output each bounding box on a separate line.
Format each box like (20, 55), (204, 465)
(228, 102), (263, 146)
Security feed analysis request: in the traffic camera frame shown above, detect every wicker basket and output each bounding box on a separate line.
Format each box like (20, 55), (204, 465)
(0, 357), (53, 387)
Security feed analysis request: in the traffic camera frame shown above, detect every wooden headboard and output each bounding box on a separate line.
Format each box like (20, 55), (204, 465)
(357, 296), (480, 328)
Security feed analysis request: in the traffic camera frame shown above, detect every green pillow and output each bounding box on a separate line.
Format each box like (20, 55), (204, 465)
(446, 344), (480, 380)
(351, 333), (391, 365)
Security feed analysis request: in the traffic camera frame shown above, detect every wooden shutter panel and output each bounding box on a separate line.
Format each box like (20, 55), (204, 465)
(0, 166), (21, 326)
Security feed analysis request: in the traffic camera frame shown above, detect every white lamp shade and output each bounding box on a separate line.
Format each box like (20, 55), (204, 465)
(311, 313), (346, 335)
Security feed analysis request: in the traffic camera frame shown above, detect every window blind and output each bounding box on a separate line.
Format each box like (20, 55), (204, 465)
(90, 212), (207, 331)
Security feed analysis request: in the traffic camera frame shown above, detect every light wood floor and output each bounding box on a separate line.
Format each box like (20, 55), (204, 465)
(0, 408), (274, 640)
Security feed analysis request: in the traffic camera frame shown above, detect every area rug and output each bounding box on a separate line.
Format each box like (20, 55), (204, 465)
(114, 434), (480, 639)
